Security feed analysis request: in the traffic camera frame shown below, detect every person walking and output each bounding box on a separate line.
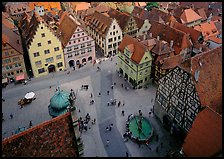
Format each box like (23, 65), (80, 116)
(106, 126), (109, 132)
(122, 110), (125, 116)
(126, 152), (129, 157)
(29, 120), (33, 128)
(90, 93), (93, 98)
(111, 85), (114, 89)
(121, 83), (124, 87)
(10, 113), (13, 119)
(93, 118), (96, 124)
(98, 92), (101, 97)
(118, 101), (121, 107)
(106, 139), (110, 146)
(107, 90), (110, 95)
(107, 102), (110, 106)
(123, 101), (125, 107)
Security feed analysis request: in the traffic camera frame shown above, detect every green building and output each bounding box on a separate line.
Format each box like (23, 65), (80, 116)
(117, 35), (153, 88)
(48, 87), (72, 118)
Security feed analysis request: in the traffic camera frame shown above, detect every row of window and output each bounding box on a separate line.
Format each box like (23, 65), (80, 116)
(35, 55), (62, 66)
(67, 48), (92, 58)
(68, 37), (90, 45)
(67, 43), (91, 52)
(6, 69), (23, 76)
(108, 36), (121, 43)
(121, 61), (149, 75)
(38, 62), (63, 74)
(37, 40), (56, 47)
(4, 63), (22, 70)
(3, 56), (21, 64)
(33, 47), (60, 57)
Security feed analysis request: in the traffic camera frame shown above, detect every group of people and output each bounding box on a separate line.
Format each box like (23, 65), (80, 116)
(79, 113), (96, 133)
(105, 123), (114, 132)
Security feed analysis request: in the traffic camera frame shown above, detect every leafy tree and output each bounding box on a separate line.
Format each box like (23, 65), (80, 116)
(145, 2), (159, 11)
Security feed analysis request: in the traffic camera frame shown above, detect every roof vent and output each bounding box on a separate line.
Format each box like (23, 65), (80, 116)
(194, 69), (200, 82)
(198, 60), (202, 67)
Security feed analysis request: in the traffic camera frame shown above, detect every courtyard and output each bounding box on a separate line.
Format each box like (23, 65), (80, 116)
(2, 56), (182, 157)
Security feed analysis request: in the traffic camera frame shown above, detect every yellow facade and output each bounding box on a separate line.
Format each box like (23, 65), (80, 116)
(28, 22), (65, 78)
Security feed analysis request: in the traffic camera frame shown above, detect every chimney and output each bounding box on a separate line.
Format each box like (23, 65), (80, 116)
(170, 40), (173, 48)
(149, 33), (152, 38)
(157, 36), (160, 40)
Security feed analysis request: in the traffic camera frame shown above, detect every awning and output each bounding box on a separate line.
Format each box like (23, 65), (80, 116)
(2, 78), (8, 84)
(15, 73), (25, 81)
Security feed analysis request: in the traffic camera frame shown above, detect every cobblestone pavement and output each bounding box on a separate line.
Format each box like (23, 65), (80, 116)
(2, 56), (182, 156)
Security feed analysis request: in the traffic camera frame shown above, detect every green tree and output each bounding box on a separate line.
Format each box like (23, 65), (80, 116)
(146, 2), (159, 11)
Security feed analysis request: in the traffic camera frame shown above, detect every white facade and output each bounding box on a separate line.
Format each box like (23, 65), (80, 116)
(136, 19), (151, 37)
(63, 26), (96, 68)
(34, 6), (45, 16)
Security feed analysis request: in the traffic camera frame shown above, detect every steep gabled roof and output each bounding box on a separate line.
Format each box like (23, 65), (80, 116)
(171, 21), (202, 43)
(118, 35), (150, 64)
(195, 8), (207, 21)
(149, 8), (174, 24)
(28, 2), (61, 12)
(180, 8), (202, 24)
(84, 11), (113, 38)
(194, 21), (219, 41)
(149, 21), (192, 54)
(56, 14), (78, 48)
(107, 8), (130, 31)
(179, 46), (222, 114)
(183, 107), (222, 157)
(2, 23), (23, 54)
(2, 112), (78, 157)
(131, 6), (150, 20)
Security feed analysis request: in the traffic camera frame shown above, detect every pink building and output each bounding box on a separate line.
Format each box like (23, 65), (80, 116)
(56, 13), (95, 68)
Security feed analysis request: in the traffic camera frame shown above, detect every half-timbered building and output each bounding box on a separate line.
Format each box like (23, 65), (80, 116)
(154, 46), (222, 134)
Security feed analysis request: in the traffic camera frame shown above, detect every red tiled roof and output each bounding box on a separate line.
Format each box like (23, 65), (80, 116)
(118, 35), (150, 64)
(179, 46), (222, 114)
(107, 8), (131, 31)
(149, 21), (192, 55)
(179, 2), (209, 10)
(208, 36), (222, 44)
(2, 112), (78, 157)
(28, 2), (61, 12)
(6, 2), (31, 15)
(2, 24), (23, 54)
(196, 8), (207, 21)
(131, 6), (150, 20)
(56, 14), (78, 48)
(160, 53), (183, 69)
(149, 8), (174, 24)
(194, 21), (219, 41)
(170, 21), (202, 43)
(84, 11), (113, 38)
(183, 107), (222, 157)
(180, 8), (202, 24)
(191, 46), (222, 113)
(73, 2), (91, 12)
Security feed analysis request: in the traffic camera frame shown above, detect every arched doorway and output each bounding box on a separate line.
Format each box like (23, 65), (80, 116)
(48, 65), (56, 73)
(88, 56), (92, 61)
(119, 68), (123, 75)
(82, 58), (86, 63)
(69, 60), (75, 67)
(124, 73), (128, 80)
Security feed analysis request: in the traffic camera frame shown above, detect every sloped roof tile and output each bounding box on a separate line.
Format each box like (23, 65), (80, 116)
(194, 21), (219, 41)
(149, 21), (192, 54)
(56, 14), (78, 48)
(118, 35), (150, 64)
(180, 8), (202, 24)
(183, 107), (222, 157)
(171, 21), (202, 43)
(2, 112), (78, 157)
